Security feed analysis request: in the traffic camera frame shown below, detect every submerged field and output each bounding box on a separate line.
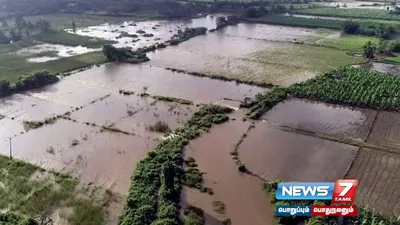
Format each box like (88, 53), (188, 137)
(2, 10), (400, 225)
(147, 30), (365, 86)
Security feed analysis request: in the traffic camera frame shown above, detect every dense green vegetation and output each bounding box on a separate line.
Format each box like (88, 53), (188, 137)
(242, 88), (288, 119)
(289, 67), (400, 111)
(183, 205), (205, 225)
(119, 105), (232, 225)
(0, 71), (59, 97)
(168, 27), (207, 45)
(264, 180), (400, 225)
(102, 45), (149, 64)
(152, 95), (193, 105)
(297, 8), (400, 21)
(212, 15), (239, 31)
(0, 155), (107, 225)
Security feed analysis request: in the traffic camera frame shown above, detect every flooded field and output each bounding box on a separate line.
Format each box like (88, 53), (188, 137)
(238, 122), (359, 181)
(262, 98), (377, 141)
(0, 93), (72, 121)
(16, 44), (97, 62)
(346, 148), (400, 216)
(367, 111), (400, 149)
(182, 111), (273, 225)
(69, 14), (229, 49)
(0, 98), (188, 195)
(70, 14), (316, 49)
(0, 117), (25, 140)
(67, 63), (264, 103)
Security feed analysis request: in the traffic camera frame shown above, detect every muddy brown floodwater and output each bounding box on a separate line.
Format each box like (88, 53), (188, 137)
(68, 64), (265, 103)
(182, 110), (273, 225)
(262, 98), (377, 141)
(238, 122), (359, 181)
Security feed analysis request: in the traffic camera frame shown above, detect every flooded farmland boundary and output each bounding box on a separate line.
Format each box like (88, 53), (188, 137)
(118, 105), (233, 225)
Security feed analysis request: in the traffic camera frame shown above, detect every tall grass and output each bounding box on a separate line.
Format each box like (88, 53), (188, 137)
(0, 156), (107, 225)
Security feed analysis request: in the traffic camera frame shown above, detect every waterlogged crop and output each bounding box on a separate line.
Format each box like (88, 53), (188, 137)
(289, 67), (400, 111)
(118, 105), (233, 225)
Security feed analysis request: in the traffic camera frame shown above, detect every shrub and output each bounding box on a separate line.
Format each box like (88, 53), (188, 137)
(183, 168), (203, 188)
(183, 205), (205, 225)
(148, 121), (171, 133)
(389, 40), (400, 52)
(244, 7), (260, 18)
(342, 20), (360, 34)
(363, 41), (376, 59)
(0, 80), (12, 97)
(14, 71), (59, 92)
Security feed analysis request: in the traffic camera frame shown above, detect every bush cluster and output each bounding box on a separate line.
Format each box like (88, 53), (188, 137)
(102, 45), (149, 63)
(168, 27), (207, 45)
(0, 71), (59, 97)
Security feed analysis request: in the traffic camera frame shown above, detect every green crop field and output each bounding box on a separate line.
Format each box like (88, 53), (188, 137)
(289, 66), (400, 110)
(297, 8), (400, 21)
(318, 34), (379, 51)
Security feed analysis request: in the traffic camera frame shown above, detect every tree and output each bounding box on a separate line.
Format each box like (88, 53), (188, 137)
(72, 21), (76, 33)
(9, 28), (21, 42)
(342, 20), (360, 34)
(14, 15), (26, 30)
(216, 16), (227, 29)
(0, 30), (8, 44)
(0, 80), (12, 97)
(244, 6), (259, 18)
(363, 41), (376, 59)
(377, 39), (388, 53)
(35, 20), (51, 32)
(27, 21), (35, 31)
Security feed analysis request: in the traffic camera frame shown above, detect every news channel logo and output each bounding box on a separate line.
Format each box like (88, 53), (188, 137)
(275, 180), (358, 203)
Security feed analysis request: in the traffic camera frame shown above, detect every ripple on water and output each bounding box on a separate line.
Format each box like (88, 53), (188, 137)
(262, 97), (377, 141)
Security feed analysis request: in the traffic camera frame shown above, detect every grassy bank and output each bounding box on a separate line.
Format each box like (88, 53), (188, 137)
(24, 12), (163, 30)
(288, 66), (400, 111)
(297, 8), (400, 21)
(33, 30), (115, 47)
(0, 155), (108, 225)
(119, 105), (233, 225)
(0, 50), (106, 82)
